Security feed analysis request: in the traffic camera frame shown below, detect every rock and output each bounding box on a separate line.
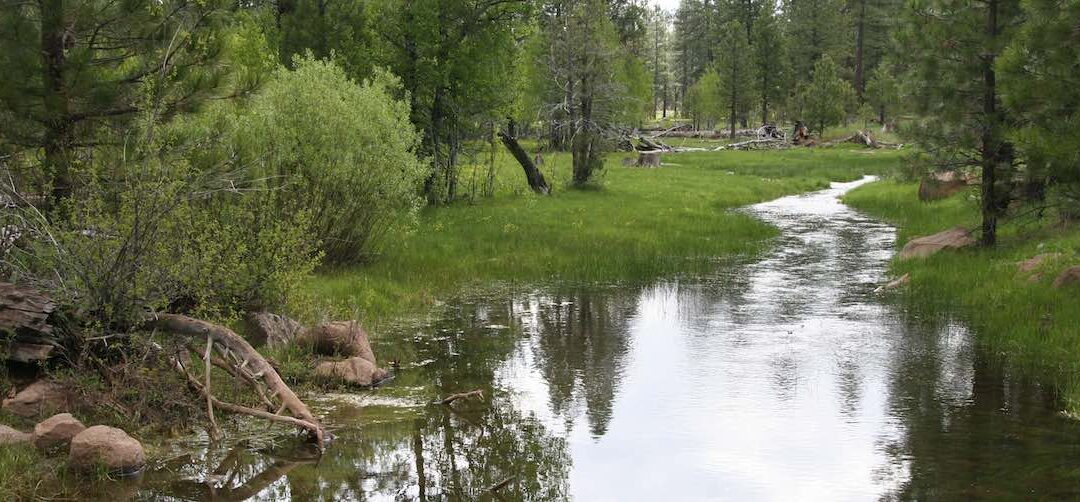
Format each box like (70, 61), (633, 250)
(298, 321), (376, 362)
(314, 357), (388, 387)
(69, 425), (145, 474)
(2, 380), (73, 418)
(899, 227), (976, 260)
(1017, 253), (1063, 273)
(0, 424), (31, 445)
(875, 273), (910, 292)
(1052, 266), (1080, 289)
(918, 177), (967, 201)
(246, 311), (305, 348)
(32, 413), (85, 449)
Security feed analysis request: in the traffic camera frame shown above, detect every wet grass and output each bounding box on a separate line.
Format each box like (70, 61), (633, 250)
(844, 180), (1080, 409)
(306, 143), (905, 326)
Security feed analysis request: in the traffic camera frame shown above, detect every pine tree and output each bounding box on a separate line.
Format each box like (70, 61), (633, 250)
(751, 4), (788, 124)
(799, 54), (855, 134)
(783, 0), (849, 81)
(899, 0), (1024, 245)
(715, 21), (754, 138)
(999, 0), (1080, 211)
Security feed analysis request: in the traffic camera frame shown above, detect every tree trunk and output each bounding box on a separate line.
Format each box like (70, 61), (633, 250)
(41, 0), (72, 204)
(980, 0), (1001, 247)
(498, 130), (550, 194)
(854, 0), (866, 101)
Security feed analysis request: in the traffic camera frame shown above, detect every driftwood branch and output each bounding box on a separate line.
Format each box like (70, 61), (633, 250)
(151, 313), (326, 448)
(440, 389), (484, 405)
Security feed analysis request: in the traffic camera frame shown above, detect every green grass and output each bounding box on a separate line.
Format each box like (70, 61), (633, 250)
(306, 143), (905, 325)
(844, 180), (1080, 409)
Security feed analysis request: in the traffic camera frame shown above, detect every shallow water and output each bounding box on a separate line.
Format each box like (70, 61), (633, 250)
(131, 177), (1080, 500)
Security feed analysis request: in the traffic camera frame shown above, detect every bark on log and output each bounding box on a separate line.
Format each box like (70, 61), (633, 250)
(151, 314), (325, 446)
(498, 132), (550, 195)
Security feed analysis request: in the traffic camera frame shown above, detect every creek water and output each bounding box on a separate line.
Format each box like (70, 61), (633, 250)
(124, 177), (1080, 500)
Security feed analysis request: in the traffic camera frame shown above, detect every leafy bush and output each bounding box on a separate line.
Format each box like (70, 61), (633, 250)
(229, 57), (426, 262)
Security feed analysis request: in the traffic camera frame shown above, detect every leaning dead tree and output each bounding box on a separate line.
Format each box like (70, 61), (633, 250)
(498, 130), (551, 195)
(150, 314), (326, 448)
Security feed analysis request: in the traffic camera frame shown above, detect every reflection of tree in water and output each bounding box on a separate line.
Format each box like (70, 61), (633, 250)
(879, 310), (1080, 499)
(524, 289), (637, 437)
(145, 299), (571, 501)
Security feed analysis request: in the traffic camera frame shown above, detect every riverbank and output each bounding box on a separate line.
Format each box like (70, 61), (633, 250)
(308, 146), (906, 326)
(844, 180), (1080, 409)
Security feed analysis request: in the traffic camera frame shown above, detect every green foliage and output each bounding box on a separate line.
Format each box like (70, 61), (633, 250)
(226, 57), (426, 263)
(685, 69), (722, 129)
(751, 6), (789, 124)
(276, 0), (375, 78)
(782, 0), (850, 80)
(0, 0), (247, 197)
(615, 55), (655, 125)
(865, 64), (900, 124)
(799, 55), (856, 133)
(1000, 0), (1080, 205)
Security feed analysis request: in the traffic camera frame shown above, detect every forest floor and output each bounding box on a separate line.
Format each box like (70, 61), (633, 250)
(306, 142), (906, 327)
(844, 181), (1080, 408)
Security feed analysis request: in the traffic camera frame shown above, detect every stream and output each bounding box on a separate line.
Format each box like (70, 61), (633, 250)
(122, 176), (1080, 500)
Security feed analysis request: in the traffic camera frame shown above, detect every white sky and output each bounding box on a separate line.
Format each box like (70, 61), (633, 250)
(649, 0), (681, 11)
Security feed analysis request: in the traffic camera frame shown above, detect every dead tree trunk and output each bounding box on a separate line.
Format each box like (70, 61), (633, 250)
(498, 131), (550, 195)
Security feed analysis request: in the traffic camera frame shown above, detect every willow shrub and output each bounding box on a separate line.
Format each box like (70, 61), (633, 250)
(231, 57), (426, 263)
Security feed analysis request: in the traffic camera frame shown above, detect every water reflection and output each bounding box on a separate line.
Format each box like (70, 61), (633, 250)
(125, 177), (1080, 500)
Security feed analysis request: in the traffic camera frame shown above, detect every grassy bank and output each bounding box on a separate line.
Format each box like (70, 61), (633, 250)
(308, 145), (905, 324)
(844, 181), (1080, 408)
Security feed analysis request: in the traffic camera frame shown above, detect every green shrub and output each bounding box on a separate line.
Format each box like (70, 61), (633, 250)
(231, 57), (426, 262)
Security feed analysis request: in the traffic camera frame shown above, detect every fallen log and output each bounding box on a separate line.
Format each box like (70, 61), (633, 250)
(151, 313), (326, 448)
(498, 131), (550, 195)
(714, 138), (786, 151)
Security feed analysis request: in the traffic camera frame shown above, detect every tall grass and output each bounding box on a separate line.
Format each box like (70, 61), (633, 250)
(845, 181), (1080, 410)
(306, 144), (904, 325)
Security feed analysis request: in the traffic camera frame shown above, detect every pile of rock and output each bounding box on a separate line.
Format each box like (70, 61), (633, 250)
(248, 314), (391, 387)
(1, 381), (145, 475)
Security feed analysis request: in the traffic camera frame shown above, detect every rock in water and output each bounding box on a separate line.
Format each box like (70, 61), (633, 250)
(299, 321), (377, 362)
(33, 413), (86, 449)
(69, 426), (145, 474)
(1052, 266), (1080, 289)
(0, 424), (31, 444)
(899, 227), (975, 260)
(246, 311), (304, 347)
(2, 380), (73, 418)
(314, 357), (388, 387)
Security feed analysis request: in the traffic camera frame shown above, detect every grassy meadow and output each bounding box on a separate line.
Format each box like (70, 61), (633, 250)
(306, 143), (906, 325)
(844, 181), (1080, 408)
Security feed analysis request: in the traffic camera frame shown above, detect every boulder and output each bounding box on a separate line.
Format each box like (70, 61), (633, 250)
(69, 425), (145, 474)
(918, 178), (967, 201)
(246, 311), (304, 347)
(314, 357), (388, 387)
(33, 413), (85, 449)
(298, 321), (376, 362)
(1017, 253), (1063, 274)
(2, 380), (73, 418)
(0, 424), (31, 445)
(899, 227), (976, 260)
(1052, 266), (1080, 289)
